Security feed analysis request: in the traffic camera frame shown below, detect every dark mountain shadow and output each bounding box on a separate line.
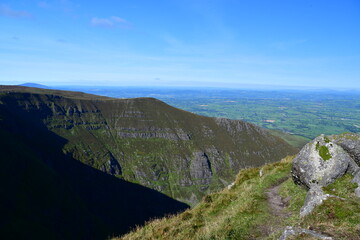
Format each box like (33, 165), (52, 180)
(0, 97), (189, 240)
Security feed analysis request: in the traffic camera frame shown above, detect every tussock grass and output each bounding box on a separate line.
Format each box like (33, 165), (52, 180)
(115, 155), (359, 240)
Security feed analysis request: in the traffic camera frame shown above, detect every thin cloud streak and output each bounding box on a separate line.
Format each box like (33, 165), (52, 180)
(91, 16), (130, 29)
(271, 39), (308, 50)
(0, 5), (32, 18)
(38, 1), (49, 8)
(37, 0), (78, 15)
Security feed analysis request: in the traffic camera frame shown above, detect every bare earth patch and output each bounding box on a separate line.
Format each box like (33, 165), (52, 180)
(266, 181), (291, 218)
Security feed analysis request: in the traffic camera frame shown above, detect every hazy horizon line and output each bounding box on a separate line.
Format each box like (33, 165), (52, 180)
(7, 82), (360, 92)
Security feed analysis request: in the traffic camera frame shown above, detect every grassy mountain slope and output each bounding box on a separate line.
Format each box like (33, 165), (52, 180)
(118, 156), (360, 240)
(267, 129), (310, 148)
(0, 99), (188, 239)
(0, 86), (297, 204)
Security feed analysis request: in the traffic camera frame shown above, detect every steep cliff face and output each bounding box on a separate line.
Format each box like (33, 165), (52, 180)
(0, 86), (297, 204)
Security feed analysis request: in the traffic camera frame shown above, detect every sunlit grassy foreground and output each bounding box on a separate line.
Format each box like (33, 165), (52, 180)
(115, 156), (359, 240)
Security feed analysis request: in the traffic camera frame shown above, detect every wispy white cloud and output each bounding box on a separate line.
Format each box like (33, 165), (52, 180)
(57, 0), (76, 13)
(56, 38), (67, 43)
(161, 34), (231, 56)
(111, 16), (126, 23)
(37, 0), (78, 15)
(91, 16), (130, 29)
(91, 18), (113, 27)
(38, 1), (50, 8)
(271, 39), (308, 50)
(0, 4), (32, 18)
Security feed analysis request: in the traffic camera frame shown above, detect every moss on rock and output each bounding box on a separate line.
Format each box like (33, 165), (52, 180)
(318, 145), (332, 161)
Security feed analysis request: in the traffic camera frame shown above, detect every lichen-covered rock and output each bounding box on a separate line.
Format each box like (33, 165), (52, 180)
(292, 134), (353, 189)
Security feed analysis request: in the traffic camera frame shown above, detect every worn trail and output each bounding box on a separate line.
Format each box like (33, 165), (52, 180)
(260, 177), (291, 237)
(266, 179), (291, 218)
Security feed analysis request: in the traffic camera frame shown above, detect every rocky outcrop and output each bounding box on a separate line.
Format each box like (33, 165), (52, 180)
(117, 127), (191, 140)
(330, 133), (360, 197)
(299, 185), (334, 217)
(353, 169), (360, 196)
(100, 153), (122, 175)
(292, 134), (360, 216)
(330, 132), (360, 167)
(190, 152), (213, 190)
(279, 226), (333, 240)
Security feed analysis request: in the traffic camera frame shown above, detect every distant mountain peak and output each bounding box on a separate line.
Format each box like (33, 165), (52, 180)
(19, 82), (51, 89)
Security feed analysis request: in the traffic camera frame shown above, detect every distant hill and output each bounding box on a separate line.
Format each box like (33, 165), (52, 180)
(19, 82), (51, 89)
(0, 85), (297, 206)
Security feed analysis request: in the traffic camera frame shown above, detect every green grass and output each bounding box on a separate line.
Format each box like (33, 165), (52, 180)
(116, 156), (360, 240)
(323, 174), (358, 198)
(116, 156), (295, 240)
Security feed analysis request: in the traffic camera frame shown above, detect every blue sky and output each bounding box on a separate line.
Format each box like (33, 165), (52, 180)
(0, 0), (359, 89)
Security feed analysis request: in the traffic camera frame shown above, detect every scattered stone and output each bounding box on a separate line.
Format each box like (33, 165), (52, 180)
(279, 226), (333, 240)
(300, 185), (331, 217)
(227, 181), (235, 190)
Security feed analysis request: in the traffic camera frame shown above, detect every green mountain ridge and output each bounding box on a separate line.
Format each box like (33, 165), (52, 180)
(0, 85), (296, 205)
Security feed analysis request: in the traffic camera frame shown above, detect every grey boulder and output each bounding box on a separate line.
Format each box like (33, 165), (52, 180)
(292, 134), (353, 189)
